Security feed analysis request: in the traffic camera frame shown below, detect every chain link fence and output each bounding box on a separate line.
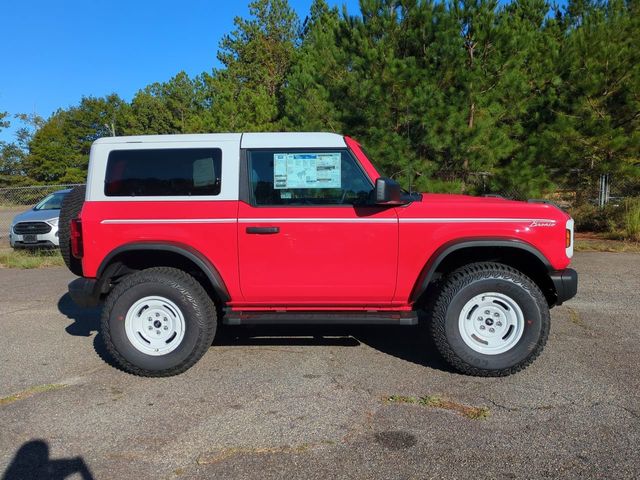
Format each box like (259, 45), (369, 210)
(441, 171), (640, 208)
(0, 184), (83, 247)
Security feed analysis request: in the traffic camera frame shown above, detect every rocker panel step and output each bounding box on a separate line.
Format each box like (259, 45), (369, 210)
(223, 311), (419, 326)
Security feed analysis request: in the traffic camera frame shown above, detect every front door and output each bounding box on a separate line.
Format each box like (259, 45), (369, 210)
(237, 148), (398, 307)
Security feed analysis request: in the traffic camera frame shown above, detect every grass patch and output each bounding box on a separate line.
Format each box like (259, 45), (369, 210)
(0, 248), (65, 268)
(566, 306), (584, 327)
(386, 394), (489, 420)
(623, 198), (640, 241)
(574, 237), (640, 253)
(0, 383), (67, 407)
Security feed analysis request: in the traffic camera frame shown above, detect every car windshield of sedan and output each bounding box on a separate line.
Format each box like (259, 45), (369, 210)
(34, 192), (67, 211)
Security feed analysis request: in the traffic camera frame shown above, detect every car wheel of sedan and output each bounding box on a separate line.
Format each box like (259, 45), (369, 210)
(430, 262), (550, 376)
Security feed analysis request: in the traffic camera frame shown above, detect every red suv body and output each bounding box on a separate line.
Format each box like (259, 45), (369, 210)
(65, 132), (577, 377)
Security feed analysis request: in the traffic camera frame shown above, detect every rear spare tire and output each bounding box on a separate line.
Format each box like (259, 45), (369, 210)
(59, 185), (86, 276)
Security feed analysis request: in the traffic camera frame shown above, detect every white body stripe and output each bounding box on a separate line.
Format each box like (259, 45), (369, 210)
(101, 219), (236, 225)
(399, 218), (556, 224)
(101, 217), (557, 225)
(238, 218), (396, 224)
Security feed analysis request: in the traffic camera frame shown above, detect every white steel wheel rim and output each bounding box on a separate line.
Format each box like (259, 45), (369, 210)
(125, 296), (186, 356)
(458, 292), (525, 355)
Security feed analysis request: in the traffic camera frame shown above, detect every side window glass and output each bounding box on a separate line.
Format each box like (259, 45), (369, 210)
(105, 148), (222, 197)
(248, 150), (372, 206)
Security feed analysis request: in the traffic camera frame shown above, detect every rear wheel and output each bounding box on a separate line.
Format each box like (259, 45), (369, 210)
(430, 262), (550, 376)
(59, 185), (86, 276)
(100, 267), (217, 377)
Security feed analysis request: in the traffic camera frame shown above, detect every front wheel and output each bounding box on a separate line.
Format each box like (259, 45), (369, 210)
(100, 267), (217, 377)
(430, 262), (550, 376)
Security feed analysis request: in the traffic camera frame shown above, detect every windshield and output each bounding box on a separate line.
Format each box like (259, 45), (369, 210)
(34, 192), (67, 211)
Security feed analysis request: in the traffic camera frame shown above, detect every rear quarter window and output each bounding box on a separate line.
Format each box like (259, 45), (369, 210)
(105, 148), (222, 197)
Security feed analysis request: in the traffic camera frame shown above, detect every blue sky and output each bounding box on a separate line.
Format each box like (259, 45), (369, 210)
(0, 0), (360, 142)
(0, 0), (566, 143)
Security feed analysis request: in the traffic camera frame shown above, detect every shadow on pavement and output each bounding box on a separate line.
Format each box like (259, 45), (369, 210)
(57, 293), (119, 370)
(57, 293), (99, 337)
(1, 439), (94, 480)
(57, 293), (453, 374)
(215, 320), (453, 373)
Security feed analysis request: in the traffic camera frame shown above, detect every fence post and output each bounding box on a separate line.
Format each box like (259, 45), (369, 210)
(598, 173), (610, 207)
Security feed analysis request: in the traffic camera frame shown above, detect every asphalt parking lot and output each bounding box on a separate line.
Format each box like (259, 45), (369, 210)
(1, 252), (639, 479)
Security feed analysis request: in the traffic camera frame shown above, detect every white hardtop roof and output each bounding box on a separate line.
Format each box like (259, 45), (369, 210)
(241, 132), (345, 148)
(92, 132), (346, 148)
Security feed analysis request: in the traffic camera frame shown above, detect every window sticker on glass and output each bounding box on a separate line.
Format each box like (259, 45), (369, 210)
(273, 153), (341, 189)
(193, 158), (215, 187)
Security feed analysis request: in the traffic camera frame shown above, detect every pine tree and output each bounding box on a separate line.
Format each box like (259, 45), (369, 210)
(205, 0), (299, 131)
(283, 0), (344, 132)
(540, 0), (640, 197)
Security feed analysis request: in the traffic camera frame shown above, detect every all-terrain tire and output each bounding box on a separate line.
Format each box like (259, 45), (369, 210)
(100, 267), (217, 377)
(430, 262), (550, 377)
(59, 185), (86, 276)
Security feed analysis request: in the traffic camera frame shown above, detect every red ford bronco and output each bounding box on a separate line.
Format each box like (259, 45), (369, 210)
(63, 132), (577, 377)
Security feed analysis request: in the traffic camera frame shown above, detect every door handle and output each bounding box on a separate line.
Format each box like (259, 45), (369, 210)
(246, 226), (280, 234)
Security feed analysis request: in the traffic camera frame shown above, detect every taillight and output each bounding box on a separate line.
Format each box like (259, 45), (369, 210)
(70, 218), (83, 258)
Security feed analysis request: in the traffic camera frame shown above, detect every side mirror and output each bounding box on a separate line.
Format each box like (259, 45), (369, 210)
(374, 177), (405, 205)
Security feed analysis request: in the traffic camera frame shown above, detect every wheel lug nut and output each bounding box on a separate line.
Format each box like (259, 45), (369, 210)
(479, 325), (486, 330)
(155, 313), (160, 317)
(148, 326), (153, 330)
(489, 328), (495, 333)
(478, 317), (483, 321)
(494, 313), (499, 317)
(496, 321), (502, 327)
(156, 330), (161, 335)
(163, 326), (168, 331)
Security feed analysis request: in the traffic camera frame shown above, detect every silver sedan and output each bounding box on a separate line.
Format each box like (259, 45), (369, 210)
(9, 189), (71, 249)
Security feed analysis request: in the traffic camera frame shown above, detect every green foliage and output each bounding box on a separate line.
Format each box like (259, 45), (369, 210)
(0, 111), (9, 131)
(24, 95), (129, 183)
(623, 198), (640, 241)
(1, 0), (638, 206)
(205, 0), (299, 131)
(570, 197), (640, 239)
(571, 203), (622, 233)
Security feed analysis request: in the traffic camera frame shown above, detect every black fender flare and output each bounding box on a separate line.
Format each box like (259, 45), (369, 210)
(409, 238), (553, 303)
(97, 242), (231, 302)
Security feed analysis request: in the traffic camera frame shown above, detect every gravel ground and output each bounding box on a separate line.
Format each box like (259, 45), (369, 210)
(0, 252), (638, 479)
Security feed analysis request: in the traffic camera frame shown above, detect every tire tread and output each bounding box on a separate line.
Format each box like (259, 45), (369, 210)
(59, 185), (86, 276)
(100, 267), (217, 377)
(430, 262), (550, 377)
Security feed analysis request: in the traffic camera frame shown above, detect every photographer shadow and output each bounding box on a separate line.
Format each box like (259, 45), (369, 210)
(1, 440), (94, 480)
